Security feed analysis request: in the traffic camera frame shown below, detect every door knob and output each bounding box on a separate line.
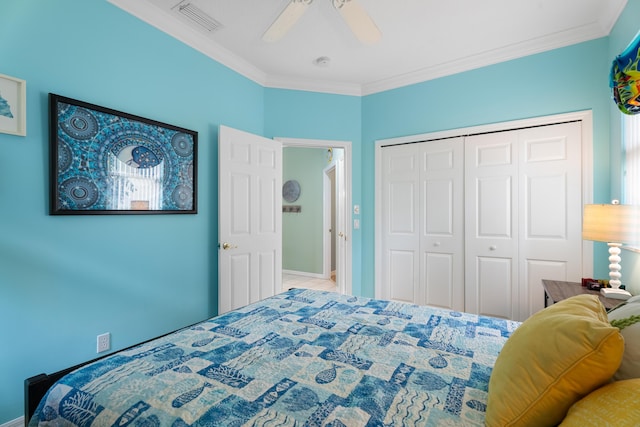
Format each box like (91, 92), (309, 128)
(489, 245), (497, 251)
(221, 242), (237, 250)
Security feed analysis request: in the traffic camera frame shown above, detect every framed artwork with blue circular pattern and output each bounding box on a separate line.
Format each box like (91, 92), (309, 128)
(49, 94), (198, 215)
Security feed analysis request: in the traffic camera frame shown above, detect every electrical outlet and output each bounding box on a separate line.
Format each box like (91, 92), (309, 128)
(97, 333), (110, 353)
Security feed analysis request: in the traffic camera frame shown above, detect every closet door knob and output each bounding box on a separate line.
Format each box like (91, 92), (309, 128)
(434, 242), (441, 247)
(489, 245), (497, 251)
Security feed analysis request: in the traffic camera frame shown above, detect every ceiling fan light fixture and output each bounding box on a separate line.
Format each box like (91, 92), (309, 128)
(262, 0), (313, 43)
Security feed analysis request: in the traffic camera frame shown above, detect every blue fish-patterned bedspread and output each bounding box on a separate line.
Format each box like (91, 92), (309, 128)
(29, 289), (519, 426)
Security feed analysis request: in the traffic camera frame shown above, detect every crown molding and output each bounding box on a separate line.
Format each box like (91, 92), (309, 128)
(264, 74), (362, 96)
(108, 0), (625, 97)
(361, 17), (621, 95)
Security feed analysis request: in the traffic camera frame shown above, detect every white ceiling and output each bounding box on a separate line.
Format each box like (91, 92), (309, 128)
(108, 0), (627, 96)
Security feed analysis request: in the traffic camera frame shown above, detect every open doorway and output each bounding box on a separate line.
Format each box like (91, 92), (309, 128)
(277, 138), (352, 295)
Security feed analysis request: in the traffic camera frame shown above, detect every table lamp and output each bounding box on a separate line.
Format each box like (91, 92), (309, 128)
(582, 201), (640, 300)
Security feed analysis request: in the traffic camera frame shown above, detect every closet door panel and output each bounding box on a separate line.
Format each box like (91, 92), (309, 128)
(421, 138), (464, 310)
(519, 122), (582, 317)
(465, 131), (519, 320)
(389, 250), (418, 302)
(476, 176), (513, 238)
(476, 256), (514, 319)
(424, 252), (455, 308)
(524, 259), (567, 316)
(381, 144), (420, 303)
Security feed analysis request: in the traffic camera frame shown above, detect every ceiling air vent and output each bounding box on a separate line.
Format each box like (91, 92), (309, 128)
(173, 1), (222, 33)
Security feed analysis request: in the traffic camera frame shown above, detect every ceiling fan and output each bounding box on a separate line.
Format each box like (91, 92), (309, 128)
(262, 0), (381, 44)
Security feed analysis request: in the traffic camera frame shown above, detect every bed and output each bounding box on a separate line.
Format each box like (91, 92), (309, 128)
(26, 288), (520, 426)
(29, 286), (637, 427)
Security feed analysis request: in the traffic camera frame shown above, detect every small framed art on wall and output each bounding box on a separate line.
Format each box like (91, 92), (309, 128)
(0, 73), (26, 136)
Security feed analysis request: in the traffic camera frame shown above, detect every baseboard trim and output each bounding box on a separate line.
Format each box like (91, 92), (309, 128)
(1, 417), (23, 427)
(283, 269), (327, 280)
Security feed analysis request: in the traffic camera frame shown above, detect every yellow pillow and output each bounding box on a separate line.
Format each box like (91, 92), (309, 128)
(559, 379), (640, 426)
(485, 295), (624, 427)
(608, 296), (640, 380)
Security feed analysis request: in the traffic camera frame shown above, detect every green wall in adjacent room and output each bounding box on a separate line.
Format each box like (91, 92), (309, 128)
(282, 148), (327, 275)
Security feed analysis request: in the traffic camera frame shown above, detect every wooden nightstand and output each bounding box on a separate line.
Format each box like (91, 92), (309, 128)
(541, 279), (623, 310)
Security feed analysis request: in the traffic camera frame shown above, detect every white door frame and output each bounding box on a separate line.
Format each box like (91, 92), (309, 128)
(277, 137), (353, 295)
(374, 110), (594, 299)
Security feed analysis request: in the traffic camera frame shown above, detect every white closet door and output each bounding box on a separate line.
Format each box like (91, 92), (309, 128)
(420, 138), (464, 310)
(380, 139), (464, 309)
(380, 119), (583, 320)
(465, 131), (520, 320)
(465, 123), (582, 321)
(380, 144), (420, 303)
(518, 122), (582, 318)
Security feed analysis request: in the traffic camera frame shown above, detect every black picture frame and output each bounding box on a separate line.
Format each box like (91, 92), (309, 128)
(49, 94), (197, 215)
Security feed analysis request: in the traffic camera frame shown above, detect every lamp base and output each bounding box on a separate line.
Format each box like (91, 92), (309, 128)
(600, 287), (632, 300)
(607, 242), (623, 289)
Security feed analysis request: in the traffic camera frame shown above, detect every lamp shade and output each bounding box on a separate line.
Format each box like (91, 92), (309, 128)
(582, 204), (640, 243)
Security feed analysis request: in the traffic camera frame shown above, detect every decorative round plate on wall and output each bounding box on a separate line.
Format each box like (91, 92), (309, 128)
(283, 180), (301, 202)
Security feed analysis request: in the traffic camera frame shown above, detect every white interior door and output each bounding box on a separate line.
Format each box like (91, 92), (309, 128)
(376, 111), (591, 321)
(380, 139), (464, 310)
(518, 122), (583, 318)
(335, 156), (346, 293)
(420, 138), (464, 310)
(218, 125), (282, 314)
(323, 165), (334, 280)
(380, 143), (420, 303)
(465, 130), (520, 320)
(465, 122), (583, 321)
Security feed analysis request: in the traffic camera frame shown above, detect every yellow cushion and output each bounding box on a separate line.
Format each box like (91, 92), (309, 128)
(559, 379), (640, 426)
(485, 294), (624, 427)
(608, 295), (640, 380)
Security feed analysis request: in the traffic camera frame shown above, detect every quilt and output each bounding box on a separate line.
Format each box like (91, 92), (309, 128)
(29, 289), (519, 426)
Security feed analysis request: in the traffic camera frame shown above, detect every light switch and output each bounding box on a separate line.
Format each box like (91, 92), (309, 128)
(354, 219), (360, 229)
(354, 205), (360, 215)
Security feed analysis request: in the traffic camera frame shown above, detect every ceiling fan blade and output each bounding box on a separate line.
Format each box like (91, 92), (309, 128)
(262, 0), (313, 43)
(333, 0), (381, 44)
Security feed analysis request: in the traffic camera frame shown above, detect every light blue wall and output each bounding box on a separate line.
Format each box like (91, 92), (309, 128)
(1, 0), (636, 422)
(0, 0), (265, 422)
